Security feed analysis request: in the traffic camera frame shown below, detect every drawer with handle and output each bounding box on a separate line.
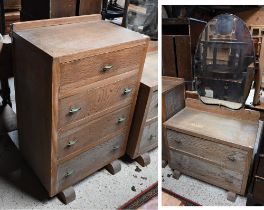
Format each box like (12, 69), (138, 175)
(167, 129), (248, 173)
(146, 90), (158, 121)
(169, 149), (244, 194)
(139, 121), (158, 154)
(60, 44), (145, 93)
(56, 131), (126, 192)
(59, 73), (138, 128)
(58, 105), (131, 160)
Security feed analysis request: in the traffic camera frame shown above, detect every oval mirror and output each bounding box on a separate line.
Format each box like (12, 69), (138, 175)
(194, 14), (255, 109)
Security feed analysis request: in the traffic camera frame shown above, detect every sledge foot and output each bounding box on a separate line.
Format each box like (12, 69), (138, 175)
(105, 160), (121, 175)
(135, 153), (151, 167)
(58, 186), (76, 204)
(227, 191), (237, 202)
(173, 169), (181, 180)
(162, 160), (168, 168)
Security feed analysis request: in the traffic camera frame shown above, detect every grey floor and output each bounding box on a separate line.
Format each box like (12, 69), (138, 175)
(0, 78), (158, 209)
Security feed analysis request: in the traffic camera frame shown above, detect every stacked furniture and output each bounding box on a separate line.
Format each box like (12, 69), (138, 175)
(162, 77), (185, 167)
(12, 15), (149, 204)
(162, 17), (206, 90)
(127, 51), (158, 166)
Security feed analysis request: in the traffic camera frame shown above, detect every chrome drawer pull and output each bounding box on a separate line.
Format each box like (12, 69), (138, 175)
(69, 107), (81, 114)
(123, 88), (132, 95)
(102, 64), (113, 72)
(113, 145), (120, 150)
(67, 140), (77, 147)
(227, 155), (236, 161)
(118, 117), (126, 123)
(65, 170), (74, 177)
(149, 135), (156, 140)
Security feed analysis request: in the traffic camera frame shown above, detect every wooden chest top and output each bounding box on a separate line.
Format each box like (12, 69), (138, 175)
(12, 15), (147, 59)
(164, 98), (260, 151)
(162, 77), (184, 94)
(141, 51), (158, 88)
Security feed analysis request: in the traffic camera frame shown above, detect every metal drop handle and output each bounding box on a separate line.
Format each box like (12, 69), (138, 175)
(227, 155), (236, 161)
(113, 145), (120, 150)
(65, 170), (74, 177)
(118, 117), (126, 123)
(102, 64), (113, 72)
(67, 140), (77, 147)
(175, 139), (181, 144)
(149, 135), (156, 140)
(69, 107), (81, 114)
(124, 88), (132, 95)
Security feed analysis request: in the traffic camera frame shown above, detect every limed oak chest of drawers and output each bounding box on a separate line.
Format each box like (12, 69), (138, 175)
(12, 15), (149, 203)
(127, 51), (158, 166)
(164, 98), (260, 201)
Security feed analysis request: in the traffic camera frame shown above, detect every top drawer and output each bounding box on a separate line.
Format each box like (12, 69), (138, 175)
(60, 45), (145, 93)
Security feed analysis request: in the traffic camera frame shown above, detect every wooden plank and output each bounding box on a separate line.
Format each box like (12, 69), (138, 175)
(79, 0), (102, 15)
(162, 35), (177, 77)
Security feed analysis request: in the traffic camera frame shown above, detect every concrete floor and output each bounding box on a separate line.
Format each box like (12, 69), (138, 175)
(0, 78), (158, 209)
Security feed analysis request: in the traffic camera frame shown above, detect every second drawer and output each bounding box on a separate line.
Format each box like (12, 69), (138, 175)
(58, 105), (131, 160)
(167, 129), (248, 173)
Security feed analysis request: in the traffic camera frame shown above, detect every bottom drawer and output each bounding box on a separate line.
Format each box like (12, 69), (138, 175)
(252, 177), (264, 202)
(139, 121), (158, 154)
(56, 132), (126, 192)
(169, 149), (244, 194)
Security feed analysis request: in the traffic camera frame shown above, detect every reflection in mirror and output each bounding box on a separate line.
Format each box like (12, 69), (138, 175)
(194, 14), (255, 109)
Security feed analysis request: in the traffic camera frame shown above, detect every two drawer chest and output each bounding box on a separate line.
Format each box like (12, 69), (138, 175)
(12, 15), (149, 203)
(164, 98), (259, 201)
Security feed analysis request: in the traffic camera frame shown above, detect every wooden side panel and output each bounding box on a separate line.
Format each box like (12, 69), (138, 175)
(79, 0), (102, 15)
(169, 149), (244, 194)
(162, 35), (177, 77)
(257, 156), (264, 177)
(167, 130), (248, 173)
(252, 176), (264, 202)
(175, 35), (193, 81)
(13, 33), (53, 195)
(146, 90), (158, 121)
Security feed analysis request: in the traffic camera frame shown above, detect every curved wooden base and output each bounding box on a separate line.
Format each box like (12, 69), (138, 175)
(57, 186), (76, 204)
(105, 160), (121, 175)
(135, 153), (151, 167)
(162, 160), (168, 168)
(227, 191), (237, 202)
(173, 169), (181, 180)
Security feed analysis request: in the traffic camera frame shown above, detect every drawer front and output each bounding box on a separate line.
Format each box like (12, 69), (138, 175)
(57, 132), (126, 192)
(146, 90), (158, 121)
(167, 130), (248, 173)
(169, 150), (243, 193)
(59, 73), (138, 128)
(60, 45), (144, 90)
(139, 121), (158, 154)
(252, 177), (264, 202)
(256, 155), (264, 177)
(58, 105), (131, 160)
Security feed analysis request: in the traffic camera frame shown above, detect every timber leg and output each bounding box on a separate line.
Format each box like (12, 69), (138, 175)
(105, 160), (121, 175)
(135, 153), (151, 167)
(172, 169), (181, 180)
(227, 191), (237, 202)
(57, 186), (76, 204)
(162, 160), (168, 168)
